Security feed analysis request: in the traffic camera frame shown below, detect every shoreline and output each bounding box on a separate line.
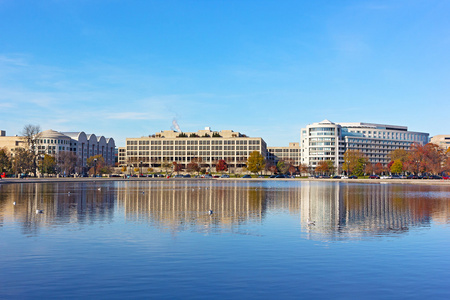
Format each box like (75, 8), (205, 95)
(1, 177), (450, 186)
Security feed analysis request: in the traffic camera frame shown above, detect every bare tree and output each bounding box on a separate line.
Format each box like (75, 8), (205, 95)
(21, 124), (42, 177)
(57, 151), (79, 176)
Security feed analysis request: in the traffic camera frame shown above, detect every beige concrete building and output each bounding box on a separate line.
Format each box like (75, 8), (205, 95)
(430, 135), (450, 151)
(122, 127), (267, 170)
(267, 142), (301, 165)
(0, 129), (116, 171)
(0, 132), (26, 156)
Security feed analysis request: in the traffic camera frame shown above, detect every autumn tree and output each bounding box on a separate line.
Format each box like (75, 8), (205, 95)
(269, 165), (278, 175)
(315, 161), (329, 175)
(21, 124), (42, 177)
(187, 161), (200, 175)
(288, 165), (297, 176)
(389, 149), (409, 163)
(342, 150), (368, 176)
(39, 154), (57, 175)
(365, 163), (374, 175)
(215, 159), (228, 173)
(265, 161), (275, 175)
(276, 160), (289, 174)
(86, 155), (111, 175)
(298, 164), (309, 176)
(373, 163), (384, 175)
(423, 143), (444, 174)
(246, 151), (266, 174)
(405, 143), (444, 175)
(12, 148), (34, 175)
(0, 147), (11, 174)
(173, 162), (183, 174)
(390, 160), (403, 174)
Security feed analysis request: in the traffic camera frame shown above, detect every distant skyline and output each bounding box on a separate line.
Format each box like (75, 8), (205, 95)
(1, 0), (449, 147)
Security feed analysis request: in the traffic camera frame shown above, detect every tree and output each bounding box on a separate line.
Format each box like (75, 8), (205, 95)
(187, 157), (202, 175)
(12, 147), (34, 175)
(315, 161), (329, 175)
(374, 163), (384, 175)
(57, 151), (78, 176)
(276, 160), (289, 174)
(246, 151), (266, 174)
(173, 162), (183, 174)
(161, 160), (171, 175)
(298, 164), (309, 176)
(21, 124), (41, 177)
(342, 150), (368, 176)
(269, 165), (277, 175)
(389, 149), (409, 163)
(288, 165), (297, 176)
(0, 147), (11, 174)
(365, 163), (374, 175)
(423, 143), (444, 174)
(215, 159), (228, 173)
(86, 155), (111, 175)
(39, 154), (57, 175)
(325, 160), (335, 175)
(405, 143), (444, 175)
(390, 160), (403, 174)
(187, 161), (200, 175)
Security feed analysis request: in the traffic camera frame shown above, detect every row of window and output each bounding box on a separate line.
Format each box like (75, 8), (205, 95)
(127, 139), (262, 146)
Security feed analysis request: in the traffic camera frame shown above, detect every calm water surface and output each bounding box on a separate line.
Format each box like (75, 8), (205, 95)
(1, 180), (449, 299)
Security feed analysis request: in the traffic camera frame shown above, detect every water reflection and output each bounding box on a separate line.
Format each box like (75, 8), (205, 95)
(301, 182), (450, 240)
(1, 181), (449, 239)
(0, 182), (115, 235)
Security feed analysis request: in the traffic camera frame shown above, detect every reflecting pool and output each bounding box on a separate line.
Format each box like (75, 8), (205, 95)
(1, 180), (449, 299)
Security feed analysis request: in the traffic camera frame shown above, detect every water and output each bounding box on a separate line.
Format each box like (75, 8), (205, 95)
(1, 180), (449, 299)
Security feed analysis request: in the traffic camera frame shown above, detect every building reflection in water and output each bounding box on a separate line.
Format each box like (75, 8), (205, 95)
(1, 181), (449, 238)
(0, 182), (115, 235)
(301, 182), (450, 240)
(115, 181), (271, 234)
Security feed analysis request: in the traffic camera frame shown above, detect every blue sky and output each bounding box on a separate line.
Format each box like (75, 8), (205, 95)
(0, 0), (449, 147)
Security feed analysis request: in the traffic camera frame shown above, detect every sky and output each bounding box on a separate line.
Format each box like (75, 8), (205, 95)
(0, 0), (449, 147)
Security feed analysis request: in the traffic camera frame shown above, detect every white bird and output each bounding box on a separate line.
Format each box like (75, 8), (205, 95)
(307, 219), (315, 226)
(13, 202), (16, 205)
(98, 188), (101, 191)
(208, 210), (213, 215)
(36, 209), (43, 214)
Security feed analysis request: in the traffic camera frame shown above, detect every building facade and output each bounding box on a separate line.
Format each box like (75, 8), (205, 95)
(430, 135), (450, 151)
(0, 129), (116, 169)
(122, 127), (267, 170)
(267, 142), (301, 165)
(301, 120), (429, 171)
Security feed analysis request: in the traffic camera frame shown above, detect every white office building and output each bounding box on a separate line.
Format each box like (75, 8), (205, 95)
(301, 120), (429, 171)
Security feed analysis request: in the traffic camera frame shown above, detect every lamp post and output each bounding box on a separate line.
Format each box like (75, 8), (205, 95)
(93, 158), (97, 177)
